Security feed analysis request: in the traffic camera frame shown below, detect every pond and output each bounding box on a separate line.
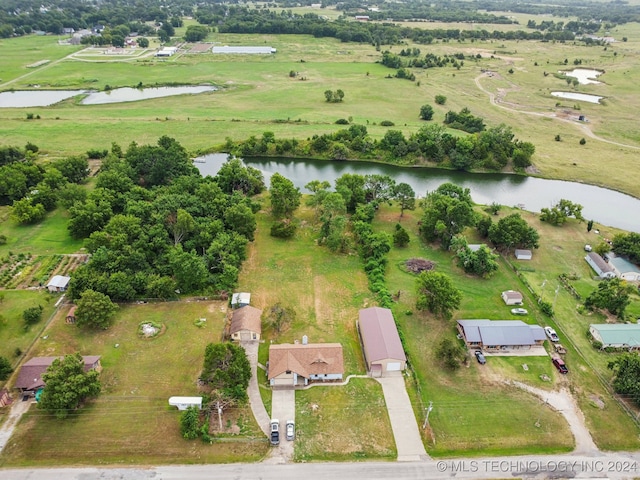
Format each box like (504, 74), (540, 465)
(560, 68), (603, 85)
(551, 91), (603, 104)
(80, 85), (217, 105)
(0, 85), (217, 108)
(195, 154), (640, 232)
(0, 90), (85, 108)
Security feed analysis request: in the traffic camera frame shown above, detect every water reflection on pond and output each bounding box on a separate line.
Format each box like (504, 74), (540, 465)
(81, 85), (217, 105)
(551, 91), (603, 104)
(195, 153), (640, 232)
(0, 90), (85, 108)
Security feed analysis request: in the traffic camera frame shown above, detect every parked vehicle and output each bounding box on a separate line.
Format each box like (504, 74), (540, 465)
(511, 308), (528, 315)
(544, 326), (559, 342)
(286, 420), (295, 441)
(474, 350), (486, 365)
(552, 357), (568, 374)
(270, 419), (280, 446)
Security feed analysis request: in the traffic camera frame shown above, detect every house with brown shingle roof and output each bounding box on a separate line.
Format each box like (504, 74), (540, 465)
(14, 356), (101, 394)
(230, 305), (262, 341)
(358, 307), (406, 377)
(268, 343), (344, 387)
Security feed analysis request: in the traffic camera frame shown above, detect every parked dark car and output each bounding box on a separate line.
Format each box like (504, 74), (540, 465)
(270, 419), (280, 445)
(474, 350), (486, 365)
(552, 357), (568, 374)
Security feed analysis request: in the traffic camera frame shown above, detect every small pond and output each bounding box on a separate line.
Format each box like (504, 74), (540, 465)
(80, 85), (217, 105)
(0, 90), (85, 108)
(560, 68), (603, 85)
(551, 91), (603, 104)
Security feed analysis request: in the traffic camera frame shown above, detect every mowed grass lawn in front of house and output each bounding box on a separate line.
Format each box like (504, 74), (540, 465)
(0, 289), (58, 367)
(295, 378), (396, 462)
(0, 300), (268, 467)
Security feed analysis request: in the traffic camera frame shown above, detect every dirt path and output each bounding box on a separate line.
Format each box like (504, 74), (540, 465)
(474, 73), (640, 151)
(511, 381), (599, 454)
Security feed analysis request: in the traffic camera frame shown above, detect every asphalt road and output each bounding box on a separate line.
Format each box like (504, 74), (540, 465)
(3, 452), (640, 480)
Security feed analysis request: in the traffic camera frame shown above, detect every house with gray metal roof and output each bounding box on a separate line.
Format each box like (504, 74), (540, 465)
(358, 307), (406, 376)
(585, 252), (616, 279)
(589, 324), (640, 350)
(457, 320), (546, 351)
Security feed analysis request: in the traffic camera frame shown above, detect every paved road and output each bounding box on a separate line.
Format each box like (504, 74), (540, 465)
(376, 372), (429, 461)
(240, 341), (270, 437)
(4, 452), (640, 480)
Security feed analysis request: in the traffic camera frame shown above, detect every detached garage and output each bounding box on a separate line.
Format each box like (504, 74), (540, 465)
(358, 307), (407, 376)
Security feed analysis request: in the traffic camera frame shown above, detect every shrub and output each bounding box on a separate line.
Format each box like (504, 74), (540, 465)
(23, 304), (44, 328)
(539, 300), (554, 317)
(579, 138), (586, 145)
(435, 94), (447, 105)
(380, 120), (395, 126)
(270, 220), (297, 238)
(335, 118), (349, 125)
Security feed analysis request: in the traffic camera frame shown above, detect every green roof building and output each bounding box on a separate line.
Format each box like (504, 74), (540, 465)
(589, 324), (640, 349)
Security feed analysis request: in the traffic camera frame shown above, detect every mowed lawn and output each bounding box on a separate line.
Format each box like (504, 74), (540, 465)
(0, 301), (268, 466)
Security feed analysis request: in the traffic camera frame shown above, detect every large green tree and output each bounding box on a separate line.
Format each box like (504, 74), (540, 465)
(75, 289), (119, 329)
(415, 270), (462, 320)
(419, 183), (475, 249)
(0, 355), (13, 381)
(488, 213), (539, 250)
(612, 232), (640, 264)
(540, 199), (584, 225)
(608, 353), (640, 407)
(585, 277), (634, 319)
(200, 343), (251, 403)
(393, 182), (416, 217)
(270, 172), (301, 218)
(38, 353), (101, 419)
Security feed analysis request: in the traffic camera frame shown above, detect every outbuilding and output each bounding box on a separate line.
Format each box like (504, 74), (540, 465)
(585, 252), (616, 279)
(230, 305), (262, 341)
(46, 275), (70, 293)
(168, 396), (203, 411)
(501, 290), (523, 305)
(358, 307), (406, 376)
(608, 256), (640, 282)
(231, 292), (251, 309)
(514, 249), (532, 260)
(589, 324), (640, 350)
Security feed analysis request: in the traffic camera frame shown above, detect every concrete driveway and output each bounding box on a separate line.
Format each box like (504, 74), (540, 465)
(264, 388), (295, 463)
(377, 372), (429, 462)
(240, 341), (270, 437)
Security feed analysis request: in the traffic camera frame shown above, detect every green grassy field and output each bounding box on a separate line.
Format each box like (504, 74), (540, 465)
(2, 27), (640, 198)
(0, 300), (268, 466)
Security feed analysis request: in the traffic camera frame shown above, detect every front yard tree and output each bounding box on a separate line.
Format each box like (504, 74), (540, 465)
(540, 199), (584, 225)
(416, 271), (462, 320)
(584, 277), (634, 319)
(75, 289), (118, 330)
(38, 353), (101, 419)
(608, 353), (640, 407)
(270, 173), (301, 218)
(488, 213), (539, 250)
(393, 182), (416, 217)
(201, 343), (251, 403)
(419, 183), (475, 249)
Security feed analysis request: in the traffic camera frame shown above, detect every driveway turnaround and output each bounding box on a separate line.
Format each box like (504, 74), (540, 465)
(240, 341), (270, 437)
(377, 372), (429, 462)
(265, 388), (296, 463)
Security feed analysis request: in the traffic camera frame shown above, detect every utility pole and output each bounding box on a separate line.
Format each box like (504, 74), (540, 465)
(422, 401), (433, 429)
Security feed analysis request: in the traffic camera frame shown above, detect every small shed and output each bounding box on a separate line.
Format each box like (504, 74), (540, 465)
(514, 249), (532, 261)
(358, 307), (407, 375)
(501, 290), (523, 305)
(585, 252), (615, 279)
(169, 396), (203, 411)
(231, 292), (251, 309)
(46, 275), (70, 293)
(66, 305), (77, 324)
(0, 388), (11, 408)
(230, 305), (262, 341)
(468, 244), (486, 252)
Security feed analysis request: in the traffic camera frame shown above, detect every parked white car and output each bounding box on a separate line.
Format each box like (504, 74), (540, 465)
(544, 326), (559, 342)
(511, 308), (528, 315)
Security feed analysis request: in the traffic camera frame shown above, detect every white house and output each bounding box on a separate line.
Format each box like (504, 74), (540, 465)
(168, 396), (203, 410)
(585, 252), (616, 279)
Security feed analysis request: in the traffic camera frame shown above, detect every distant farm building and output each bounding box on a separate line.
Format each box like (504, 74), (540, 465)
(501, 290), (523, 305)
(355, 15), (370, 21)
(358, 307), (407, 376)
(585, 252), (616, 279)
(156, 46), (178, 57)
(0, 389), (11, 407)
(212, 46), (276, 54)
(46, 275), (70, 293)
(515, 249), (532, 260)
(230, 305), (262, 341)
